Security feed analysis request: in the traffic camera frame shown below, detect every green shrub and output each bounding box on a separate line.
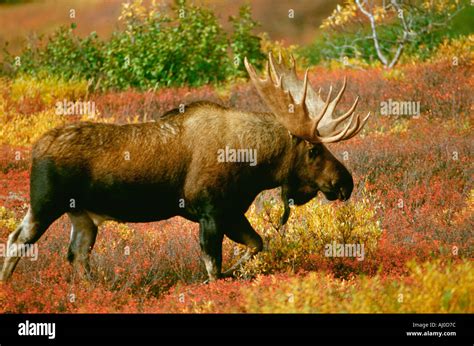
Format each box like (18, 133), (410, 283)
(3, 0), (265, 90)
(229, 4), (265, 76)
(100, 0), (231, 89)
(5, 26), (103, 82)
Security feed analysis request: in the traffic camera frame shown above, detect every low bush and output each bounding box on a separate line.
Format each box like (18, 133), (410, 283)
(240, 260), (473, 313)
(238, 196), (382, 279)
(3, 0), (265, 90)
(9, 75), (89, 104)
(0, 108), (65, 147)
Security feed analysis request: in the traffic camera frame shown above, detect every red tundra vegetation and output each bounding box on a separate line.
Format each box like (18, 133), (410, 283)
(0, 58), (472, 313)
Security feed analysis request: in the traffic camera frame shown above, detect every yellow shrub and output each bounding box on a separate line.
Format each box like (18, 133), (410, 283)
(241, 260), (474, 313)
(320, 1), (359, 29)
(0, 108), (66, 146)
(430, 35), (473, 65)
(382, 68), (405, 81)
(0, 206), (18, 234)
(10, 75), (89, 105)
(389, 118), (410, 134)
(259, 32), (307, 67)
(326, 57), (378, 70)
(116, 223), (136, 242)
(0, 95), (5, 116)
(238, 193), (382, 278)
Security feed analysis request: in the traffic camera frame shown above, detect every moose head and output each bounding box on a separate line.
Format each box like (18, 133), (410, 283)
(245, 53), (370, 208)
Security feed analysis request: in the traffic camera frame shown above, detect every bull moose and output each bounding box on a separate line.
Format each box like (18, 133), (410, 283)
(0, 53), (369, 282)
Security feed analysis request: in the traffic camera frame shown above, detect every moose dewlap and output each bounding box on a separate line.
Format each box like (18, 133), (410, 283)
(0, 53), (369, 282)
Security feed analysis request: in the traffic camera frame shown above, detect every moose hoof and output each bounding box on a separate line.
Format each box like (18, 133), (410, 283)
(203, 274), (221, 284)
(221, 269), (237, 279)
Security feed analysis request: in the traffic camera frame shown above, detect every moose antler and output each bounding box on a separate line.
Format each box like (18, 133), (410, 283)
(244, 52), (370, 143)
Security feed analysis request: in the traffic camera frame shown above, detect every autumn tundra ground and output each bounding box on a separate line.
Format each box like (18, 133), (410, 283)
(0, 57), (472, 313)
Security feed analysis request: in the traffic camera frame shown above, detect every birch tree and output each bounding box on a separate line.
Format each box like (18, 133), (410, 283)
(321, 0), (467, 68)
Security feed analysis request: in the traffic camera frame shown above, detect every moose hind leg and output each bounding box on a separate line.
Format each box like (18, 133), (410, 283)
(222, 215), (263, 278)
(199, 215), (224, 282)
(0, 207), (51, 281)
(67, 212), (98, 279)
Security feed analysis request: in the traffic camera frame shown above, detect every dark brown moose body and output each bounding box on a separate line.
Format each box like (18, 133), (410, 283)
(30, 104), (291, 223)
(1, 54), (369, 282)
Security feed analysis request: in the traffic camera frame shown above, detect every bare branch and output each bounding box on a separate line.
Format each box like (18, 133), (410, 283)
(356, 0), (412, 68)
(387, 0), (409, 68)
(355, 0), (388, 66)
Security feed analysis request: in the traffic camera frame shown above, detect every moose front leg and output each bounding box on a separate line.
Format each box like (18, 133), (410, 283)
(199, 215), (224, 282)
(222, 214), (263, 278)
(279, 185), (291, 227)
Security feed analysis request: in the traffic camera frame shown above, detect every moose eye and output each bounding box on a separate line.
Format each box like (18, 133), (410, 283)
(309, 146), (322, 158)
